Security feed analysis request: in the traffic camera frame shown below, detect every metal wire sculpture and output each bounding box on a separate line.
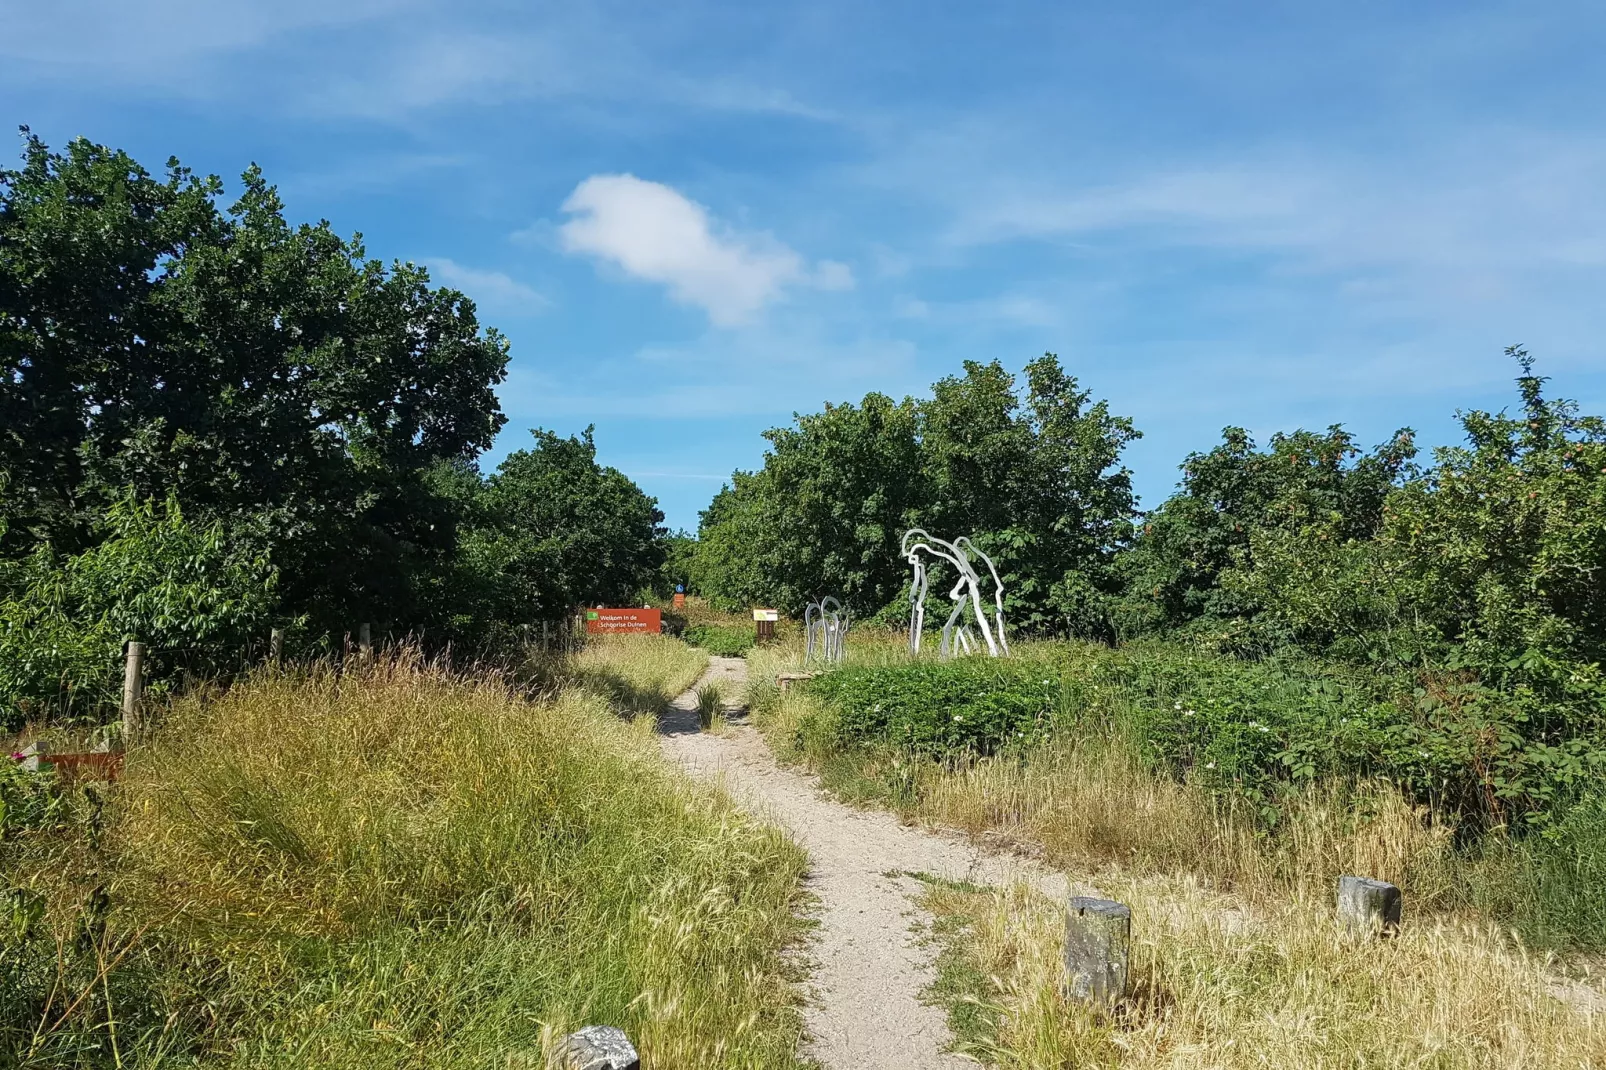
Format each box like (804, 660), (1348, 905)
(901, 529), (1010, 659)
(804, 596), (849, 665)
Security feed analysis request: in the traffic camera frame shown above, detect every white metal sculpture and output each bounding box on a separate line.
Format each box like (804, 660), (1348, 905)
(804, 596), (849, 665)
(901, 529), (1010, 659)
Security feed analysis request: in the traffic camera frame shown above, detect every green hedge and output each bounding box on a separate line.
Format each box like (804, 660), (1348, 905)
(799, 642), (1606, 828)
(804, 660), (1057, 756)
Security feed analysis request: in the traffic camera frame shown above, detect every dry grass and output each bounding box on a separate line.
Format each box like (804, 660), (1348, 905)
(9, 647), (806, 1069)
(746, 638), (1606, 1066)
(921, 876), (1606, 1069)
(917, 741), (1461, 908)
(569, 633), (709, 715)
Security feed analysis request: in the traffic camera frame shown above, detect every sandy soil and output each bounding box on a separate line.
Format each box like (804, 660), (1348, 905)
(658, 656), (1084, 1070)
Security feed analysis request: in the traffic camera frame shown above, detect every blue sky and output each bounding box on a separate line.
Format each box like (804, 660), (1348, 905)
(5, 1), (1604, 530)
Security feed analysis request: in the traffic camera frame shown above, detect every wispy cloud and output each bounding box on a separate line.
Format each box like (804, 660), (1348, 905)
(426, 259), (548, 316)
(558, 174), (853, 326)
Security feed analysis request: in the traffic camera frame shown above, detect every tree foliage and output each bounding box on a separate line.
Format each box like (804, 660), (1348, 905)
(0, 131), (509, 634)
(693, 355), (1139, 634)
(0, 134), (669, 719)
(1115, 425), (1417, 641)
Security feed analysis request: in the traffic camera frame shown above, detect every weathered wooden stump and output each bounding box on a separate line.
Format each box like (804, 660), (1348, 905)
(551, 1025), (640, 1070)
(1064, 896), (1131, 1008)
(1336, 875), (1402, 936)
(776, 671), (817, 693)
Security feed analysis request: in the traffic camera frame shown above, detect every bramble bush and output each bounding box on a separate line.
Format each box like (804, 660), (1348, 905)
(799, 642), (1606, 830)
(805, 660), (1059, 756)
(0, 494), (277, 725)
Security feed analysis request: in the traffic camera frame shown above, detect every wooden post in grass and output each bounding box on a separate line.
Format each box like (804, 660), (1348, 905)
(270, 627), (284, 666)
(1064, 896), (1130, 1008)
(358, 622), (373, 660)
(122, 641), (145, 742)
(1337, 876), (1401, 936)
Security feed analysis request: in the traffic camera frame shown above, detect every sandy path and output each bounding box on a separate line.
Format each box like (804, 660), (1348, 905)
(658, 656), (1079, 1070)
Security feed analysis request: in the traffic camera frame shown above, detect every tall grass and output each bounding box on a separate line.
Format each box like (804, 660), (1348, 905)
(920, 877), (1606, 1069)
(565, 633), (709, 715)
(6, 651), (806, 1068)
(747, 631), (1606, 1063)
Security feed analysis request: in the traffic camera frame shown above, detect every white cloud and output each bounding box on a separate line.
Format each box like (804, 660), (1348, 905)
(558, 174), (850, 326)
(426, 259), (548, 315)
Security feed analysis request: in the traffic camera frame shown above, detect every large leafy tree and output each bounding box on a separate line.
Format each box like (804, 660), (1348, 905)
(696, 393), (925, 614)
(922, 356), (1140, 636)
(1239, 349), (1606, 670)
(694, 354), (1140, 634)
(1115, 423), (1416, 639)
(0, 133), (509, 633)
(464, 428), (666, 627)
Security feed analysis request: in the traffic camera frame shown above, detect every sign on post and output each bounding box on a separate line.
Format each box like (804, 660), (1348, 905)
(752, 608), (778, 643)
(672, 584), (686, 610)
(585, 608), (663, 634)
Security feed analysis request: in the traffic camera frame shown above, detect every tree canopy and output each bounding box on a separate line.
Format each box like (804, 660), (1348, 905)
(693, 354), (1140, 636)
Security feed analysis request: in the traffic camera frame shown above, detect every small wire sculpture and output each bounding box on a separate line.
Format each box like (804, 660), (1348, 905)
(804, 596), (849, 665)
(901, 529), (1010, 659)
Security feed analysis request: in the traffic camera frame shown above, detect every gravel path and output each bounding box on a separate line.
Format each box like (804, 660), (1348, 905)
(658, 656), (1078, 1070)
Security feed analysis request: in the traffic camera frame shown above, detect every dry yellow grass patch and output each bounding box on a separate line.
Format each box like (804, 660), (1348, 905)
(924, 876), (1606, 1069)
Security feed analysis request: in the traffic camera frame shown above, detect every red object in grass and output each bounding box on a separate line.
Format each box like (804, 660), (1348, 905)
(45, 752), (124, 784)
(584, 608), (663, 634)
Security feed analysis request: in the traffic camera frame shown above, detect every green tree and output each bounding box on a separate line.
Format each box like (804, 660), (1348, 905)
(697, 393), (925, 614)
(0, 493), (277, 724)
(694, 354), (1139, 634)
(466, 428), (666, 628)
(0, 132), (509, 636)
(1241, 348), (1606, 671)
(1115, 424), (1416, 640)
(922, 356), (1140, 636)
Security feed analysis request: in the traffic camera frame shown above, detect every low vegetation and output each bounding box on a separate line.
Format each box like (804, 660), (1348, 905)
(917, 876), (1606, 1069)
(2, 644), (806, 1069)
(564, 633), (709, 716)
(749, 629), (1606, 1065)
(683, 623), (757, 658)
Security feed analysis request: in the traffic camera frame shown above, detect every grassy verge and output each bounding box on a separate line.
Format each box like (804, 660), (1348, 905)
(916, 876), (1606, 1069)
(748, 632), (1606, 1065)
(683, 624), (757, 658)
(4, 648), (805, 1068)
(563, 633), (710, 715)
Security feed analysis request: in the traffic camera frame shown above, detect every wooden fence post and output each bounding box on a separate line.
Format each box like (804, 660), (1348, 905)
(270, 627), (284, 666)
(1064, 896), (1131, 1009)
(122, 641), (146, 743)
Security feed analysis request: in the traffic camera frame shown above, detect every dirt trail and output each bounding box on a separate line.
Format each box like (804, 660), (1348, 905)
(658, 656), (1080, 1070)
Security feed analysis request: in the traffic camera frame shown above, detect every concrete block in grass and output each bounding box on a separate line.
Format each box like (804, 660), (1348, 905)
(552, 1025), (640, 1070)
(1337, 875), (1402, 936)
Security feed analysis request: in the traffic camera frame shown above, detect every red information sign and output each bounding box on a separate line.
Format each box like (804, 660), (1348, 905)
(585, 608), (663, 634)
(672, 593), (686, 609)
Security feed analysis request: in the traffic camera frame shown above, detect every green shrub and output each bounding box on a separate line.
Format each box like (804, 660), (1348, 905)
(805, 659), (1058, 756)
(0, 494), (278, 725)
(684, 623), (756, 657)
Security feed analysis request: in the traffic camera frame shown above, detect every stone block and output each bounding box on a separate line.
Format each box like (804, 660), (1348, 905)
(1336, 875), (1402, 936)
(551, 1025), (640, 1070)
